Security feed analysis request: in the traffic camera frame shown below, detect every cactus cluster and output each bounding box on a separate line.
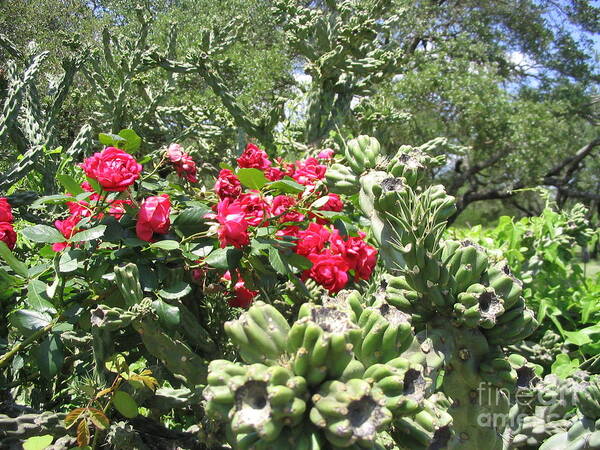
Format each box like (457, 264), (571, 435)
(204, 299), (442, 449)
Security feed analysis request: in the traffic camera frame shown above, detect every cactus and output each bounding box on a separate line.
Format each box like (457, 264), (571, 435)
(204, 361), (307, 443)
(204, 298), (435, 449)
(310, 379), (392, 448)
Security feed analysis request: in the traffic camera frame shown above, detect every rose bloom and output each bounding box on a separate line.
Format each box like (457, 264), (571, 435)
(222, 271), (257, 308)
(52, 215), (81, 252)
(343, 234), (378, 280)
(214, 169), (242, 200)
(237, 143), (272, 170)
(216, 199), (250, 248)
(81, 147), (142, 192)
(136, 195), (171, 241)
(108, 199), (133, 219)
(271, 195), (305, 223)
(166, 143), (185, 162)
(302, 251), (349, 293)
(317, 148), (335, 160)
(0, 222), (17, 249)
(295, 223), (330, 256)
(276, 225), (301, 242)
(264, 167), (285, 181)
(292, 157), (327, 185)
(238, 192), (270, 227)
(0, 198), (13, 223)
(321, 193), (343, 212)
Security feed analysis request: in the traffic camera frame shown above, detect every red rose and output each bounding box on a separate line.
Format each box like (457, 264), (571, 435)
(317, 148), (335, 160)
(136, 195), (171, 241)
(216, 199), (250, 248)
(292, 157), (327, 186)
(81, 147), (142, 192)
(321, 193), (344, 212)
(237, 143), (272, 170)
(222, 271), (257, 308)
(295, 223), (330, 256)
(52, 215), (81, 252)
(302, 252), (349, 293)
(0, 198), (13, 223)
(276, 225), (301, 242)
(271, 195), (305, 223)
(0, 222), (17, 249)
(343, 235), (378, 280)
(238, 192), (270, 227)
(108, 199), (133, 219)
(265, 167), (285, 181)
(214, 169), (242, 200)
(167, 144), (198, 183)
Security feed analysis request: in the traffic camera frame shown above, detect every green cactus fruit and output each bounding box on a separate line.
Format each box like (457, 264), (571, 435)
(344, 135), (381, 174)
(442, 240), (489, 294)
(310, 379), (393, 448)
(387, 148), (427, 187)
(393, 393), (454, 450)
(454, 284), (504, 329)
(204, 361), (307, 444)
(288, 304), (361, 386)
(479, 351), (517, 390)
(482, 298), (538, 346)
(364, 357), (428, 415)
(539, 417), (600, 450)
(114, 263), (144, 307)
(483, 261), (523, 310)
(577, 376), (600, 420)
(326, 163), (361, 195)
(224, 301), (290, 365)
(356, 301), (413, 365)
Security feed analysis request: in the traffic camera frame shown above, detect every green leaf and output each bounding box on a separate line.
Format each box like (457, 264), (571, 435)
(152, 299), (181, 329)
(0, 241), (29, 277)
(23, 435), (54, 450)
(564, 330), (592, 346)
(26, 280), (57, 314)
(57, 174), (84, 195)
(285, 253), (312, 271)
(237, 168), (268, 190)
(35, 333), (64, 378)
(31, 194), (73, 208)
(112, 391), (138, 418)
(157, 281), (191, 300)
(105, 354), (128, 374)
(22, 225), (65, 243)
(71, 225), (106, 243)
(173, 206), (210, 237)
(204, 247), (242, 269)
(98, 133), (126, 148)
(310, 196), (331, 209)
(58, 249), (82, 273)
(268, 247), (289, 275)
(118, 129), (142, 153)
(149, 240), (180, 250)
(266, 179), (305, 194)
(9, 309), (52, 335)
(219, 162), (234, 171)
(551, 354), (579, 379)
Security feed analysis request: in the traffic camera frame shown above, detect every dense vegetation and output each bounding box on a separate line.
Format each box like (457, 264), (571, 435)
(0, 1), (599, 449)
